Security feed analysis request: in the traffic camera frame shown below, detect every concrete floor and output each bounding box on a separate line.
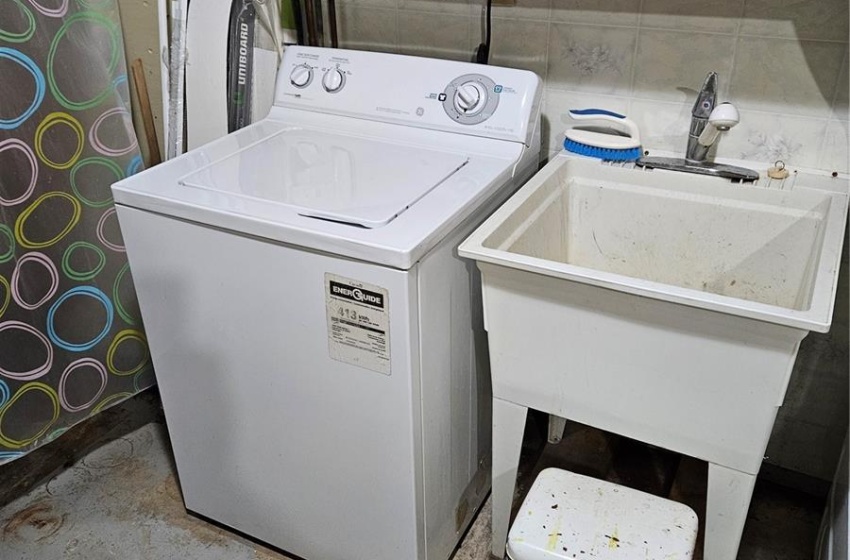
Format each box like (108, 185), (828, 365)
(0, 393), (826, 560)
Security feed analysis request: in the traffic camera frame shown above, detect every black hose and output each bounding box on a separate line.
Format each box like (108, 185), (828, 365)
(303, 0), (317, 45)
(328, 0), (338, 48)
(475, 0), (491, 64)
(290, 0), (305, 45)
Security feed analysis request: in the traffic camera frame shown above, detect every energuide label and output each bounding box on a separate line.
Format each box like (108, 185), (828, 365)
(325, 273), (390, 375)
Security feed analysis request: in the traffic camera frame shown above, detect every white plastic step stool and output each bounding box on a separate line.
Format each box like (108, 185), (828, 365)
(507, 468), (699, 560)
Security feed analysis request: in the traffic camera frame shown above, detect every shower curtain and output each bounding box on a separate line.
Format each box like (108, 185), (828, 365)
(0, 0), (153, 464)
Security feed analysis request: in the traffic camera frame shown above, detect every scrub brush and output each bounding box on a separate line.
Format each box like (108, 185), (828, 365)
(563, 109), (642, 161)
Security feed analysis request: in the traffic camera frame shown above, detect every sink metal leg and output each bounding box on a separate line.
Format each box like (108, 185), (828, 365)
(704, 462), (757, 560)
(491, 398), (528, 559)
(547, 414), (567, 444)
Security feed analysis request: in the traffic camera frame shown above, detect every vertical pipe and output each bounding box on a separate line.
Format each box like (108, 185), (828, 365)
(303, 0), (317, 45)
(157, 0), (170, 155)
(327, 0), (338, 48)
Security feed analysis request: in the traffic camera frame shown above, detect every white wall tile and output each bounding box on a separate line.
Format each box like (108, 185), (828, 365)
(740, 0), (849, 42)
(488, 18), (549, 76)
(493, 0), (551, 21)
(398, 0), (472, 16)
(729, 37), (846, 119)
(338, 0), (399, 10)
(833, 49), (849, 121)
(640, 0), (743, 35)
(632, 30), (736, 103)
(542, 88), (630, 153)
(549, 0), (640, 27)
(820, 118), (849, 173)
(714, 110), (829, 168)
(397, 13), (472, 61)
(628, 99), (691, 154)
(546, 23), (636, 95)
(338, 6), (399, 52)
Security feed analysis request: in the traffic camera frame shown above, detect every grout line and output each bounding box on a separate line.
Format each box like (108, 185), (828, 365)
(476, 17), (849, 44)
(815, 47), (849, 169)
(540, 11), (553, 151)
(489, 13), (551, 23)
(735, 32), (849, 44)
(393, 4), (400, 54)
(827, 47), (849, 120)
(395, 6), (477, 16)
(543, 84), (632, 97)
(625, 0), (645, 108)
(813, 123), (830, 171)
(735, 0), (747, 36)
(734, 110), (831, 122)
(542, 19), (647, 31)
(546, 82), (838, 123)
(637, 25), (736, 36)
(722, 0), (747, 101)
(541, 0), (553, 85)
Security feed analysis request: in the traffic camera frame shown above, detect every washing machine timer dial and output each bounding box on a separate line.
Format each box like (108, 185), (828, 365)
(289, 64), (313, 88)
(322, 67), (346, 93)
(442, 74), (500, 125)
(455, 82), (486, 114)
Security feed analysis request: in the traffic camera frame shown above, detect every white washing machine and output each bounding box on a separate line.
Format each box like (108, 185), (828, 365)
(112, 46), (540, 560)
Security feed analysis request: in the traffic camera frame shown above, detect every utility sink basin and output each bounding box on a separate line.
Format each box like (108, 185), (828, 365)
(462, 155), (848, 332)
(460, 154), (849, 560)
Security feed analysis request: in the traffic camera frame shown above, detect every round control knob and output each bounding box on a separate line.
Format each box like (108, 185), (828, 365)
(322, 68), (346, 93)
(290, 65), (312, 88)
(442, 73), (498, 125)
(455, 82), (485, 114)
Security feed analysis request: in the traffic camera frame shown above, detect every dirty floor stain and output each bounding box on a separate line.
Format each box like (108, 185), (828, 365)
(0, 423), (292, 560)
(0, 411), (826, 560)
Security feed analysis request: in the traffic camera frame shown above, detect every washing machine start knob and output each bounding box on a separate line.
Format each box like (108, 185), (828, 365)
(322, 68), (346, 93)
(290, 64), (313, 88)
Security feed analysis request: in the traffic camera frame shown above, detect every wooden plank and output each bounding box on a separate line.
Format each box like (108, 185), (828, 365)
(131, 58), (163, 167)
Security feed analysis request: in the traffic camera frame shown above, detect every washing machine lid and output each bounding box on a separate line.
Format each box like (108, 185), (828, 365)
(178, 128), (469, 228)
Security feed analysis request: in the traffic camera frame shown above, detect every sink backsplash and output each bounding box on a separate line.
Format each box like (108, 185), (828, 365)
(336, 0), (848, 174)
(337, 0), (849, 482)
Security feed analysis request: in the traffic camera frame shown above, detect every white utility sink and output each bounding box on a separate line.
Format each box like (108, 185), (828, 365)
(459, 154), (849, 560)
(468, 155), (847, 332)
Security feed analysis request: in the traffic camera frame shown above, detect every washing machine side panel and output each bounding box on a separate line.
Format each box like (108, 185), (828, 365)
(116, 206), (424, 560)
(416, 164), (535, 559)
(418, 220), (492, 560)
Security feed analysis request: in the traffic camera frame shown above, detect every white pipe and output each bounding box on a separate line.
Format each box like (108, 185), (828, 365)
(157, 0), (169, 158)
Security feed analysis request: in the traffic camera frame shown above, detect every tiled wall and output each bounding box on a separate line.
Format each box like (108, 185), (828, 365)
(337, 0), (849, 173)
(337, 0), (849, 481)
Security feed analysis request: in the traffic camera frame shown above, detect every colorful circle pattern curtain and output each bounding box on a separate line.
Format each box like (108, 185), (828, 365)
(0, 0), (153, 464)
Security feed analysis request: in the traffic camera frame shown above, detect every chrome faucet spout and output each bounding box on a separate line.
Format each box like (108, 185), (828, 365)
(686, 71), (718, 162)
(634, 71), (759, 183)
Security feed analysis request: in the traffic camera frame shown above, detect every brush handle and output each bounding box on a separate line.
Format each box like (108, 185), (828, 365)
(568, 108), (640, 141)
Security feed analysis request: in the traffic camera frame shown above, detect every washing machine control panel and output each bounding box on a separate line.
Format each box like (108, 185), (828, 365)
(275, 46), (541, 145)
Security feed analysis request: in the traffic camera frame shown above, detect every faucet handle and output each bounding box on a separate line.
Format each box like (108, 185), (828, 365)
(707, 102), (739, 130)
(697, 102), (739, 147)
(692, 71), (718, 119)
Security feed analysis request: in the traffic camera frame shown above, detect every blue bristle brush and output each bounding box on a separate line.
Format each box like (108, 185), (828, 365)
(563, 108), (642, 161)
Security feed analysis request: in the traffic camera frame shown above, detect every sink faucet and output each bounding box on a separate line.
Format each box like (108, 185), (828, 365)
(686, 72), (743, 163)
(687, 71), (719, 162)
(636, 72), (759, 182)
